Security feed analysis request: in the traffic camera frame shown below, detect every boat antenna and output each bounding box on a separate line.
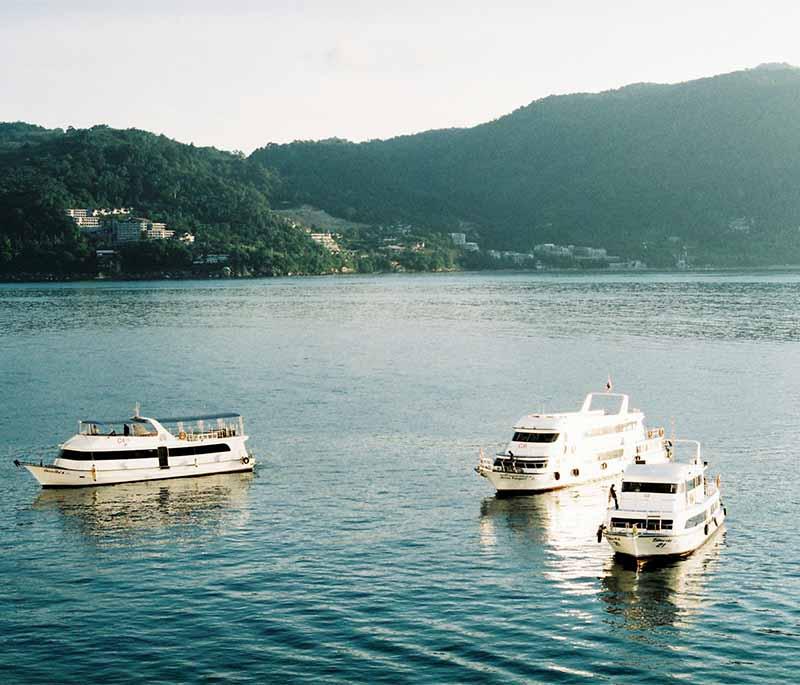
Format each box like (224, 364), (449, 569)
(134, 401), (141, 418)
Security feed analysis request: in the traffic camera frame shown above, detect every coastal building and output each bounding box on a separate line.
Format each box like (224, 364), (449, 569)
(573, 246), (608, 260)
(110, 218), (175, 244)
(449, 232), (467, 246)
(65, 209), (101, 230)
(143, 222), (174, 240)
(534, 243), (574, 258)
(66, 208), (132, 232)
(464, 242), (480, 252)
(178, 232), (196, 245)
(193, 254), (229, 265)
(309, 232), (341, 253)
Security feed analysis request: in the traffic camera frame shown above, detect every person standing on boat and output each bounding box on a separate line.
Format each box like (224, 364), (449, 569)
(609, 484), (619, 509)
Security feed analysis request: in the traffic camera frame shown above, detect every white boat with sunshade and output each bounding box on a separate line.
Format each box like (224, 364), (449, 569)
(599, 439), (726, 561)
(14, 409), (253, 487)
(475, 391), (668, 494)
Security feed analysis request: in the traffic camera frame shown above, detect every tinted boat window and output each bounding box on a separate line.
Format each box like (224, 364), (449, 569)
(621, 481), (677, 494)
(512, 432), (559, 443)
(168, 443), (231, 457)
(59, 449), (159, 461)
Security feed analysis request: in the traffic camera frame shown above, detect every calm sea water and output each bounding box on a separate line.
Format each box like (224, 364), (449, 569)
(1, 271), (799, 684)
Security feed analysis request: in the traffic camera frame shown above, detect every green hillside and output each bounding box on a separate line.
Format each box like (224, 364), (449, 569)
(252, 64), (800, 266)
(0, 124), (339, 276)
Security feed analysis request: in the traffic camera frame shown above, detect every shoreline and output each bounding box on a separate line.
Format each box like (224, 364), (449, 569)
(4, 263), (800, 285)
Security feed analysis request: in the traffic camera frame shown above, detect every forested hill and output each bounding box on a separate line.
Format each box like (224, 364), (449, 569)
(251, 64), (800, 264)
(0, 123), (334, 275)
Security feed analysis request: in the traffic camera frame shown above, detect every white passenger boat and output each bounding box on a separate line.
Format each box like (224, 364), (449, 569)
(15, 410), (254, 488)
(475, 392), (667, 494)
(600, 440), (726, 561)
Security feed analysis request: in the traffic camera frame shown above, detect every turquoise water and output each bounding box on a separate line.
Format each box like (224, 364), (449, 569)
(1, 272), (799, 683)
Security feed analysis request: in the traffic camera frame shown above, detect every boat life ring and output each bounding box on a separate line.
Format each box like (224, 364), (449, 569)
(241, 456), (250, 465)
(179, 431), (187, 440)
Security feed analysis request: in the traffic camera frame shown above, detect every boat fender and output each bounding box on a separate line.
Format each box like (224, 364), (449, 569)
(554, 472), (560, 481)
(659, 427), (664, 437)
(713, 516), (717, 527)
(704, 523), (709, 536)
(242, 456), (250, 465)
(179, 431), (187, 440)
(723, 506), (727, 516)
(596, 524), (606, 543)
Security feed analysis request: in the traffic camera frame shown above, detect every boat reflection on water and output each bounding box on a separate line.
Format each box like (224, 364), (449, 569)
(479, 483), (612, 594)
(31, 471), (255, 542)
(599, 529), (726, 635)
(479, 481), (610, 551)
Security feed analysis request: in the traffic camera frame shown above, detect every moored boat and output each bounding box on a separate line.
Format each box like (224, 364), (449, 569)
(475, 392), (668, 494)
(14, 410), (254, 487)
(599, 440), (726, 561)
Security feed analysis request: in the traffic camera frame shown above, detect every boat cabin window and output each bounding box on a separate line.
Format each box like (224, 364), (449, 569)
(611, 517), (673, 531)
(169, 443), (232, 457)
(621, 481), (678, 494)
(685, 510), (708, 528)
(79, 420), (157, 437)
(686, 475), (703, 490)
(60, 448), (159, 461)
(512, 432), (559, 443)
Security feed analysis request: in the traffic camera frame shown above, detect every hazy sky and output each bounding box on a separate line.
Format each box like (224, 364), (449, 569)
(3, 1), (800, 152)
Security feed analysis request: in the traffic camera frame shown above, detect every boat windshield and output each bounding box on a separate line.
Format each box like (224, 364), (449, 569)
(79, 420), (158, 437)
(621, 481), (678, 494)
(512, 432), (560, 443)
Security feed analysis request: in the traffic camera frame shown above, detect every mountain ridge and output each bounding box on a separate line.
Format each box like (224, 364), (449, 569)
(250, 64), (800, 264)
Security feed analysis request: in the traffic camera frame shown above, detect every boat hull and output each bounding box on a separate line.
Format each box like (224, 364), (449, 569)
(478, 456), (627, 494)
(605, 510), (725, 560)
(22, 457), (255, 488)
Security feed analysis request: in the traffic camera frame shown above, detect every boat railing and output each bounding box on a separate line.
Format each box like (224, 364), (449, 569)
(491, 453), (548, 473)
(179, 427), (238, 441)
(635, 434), (669, 462)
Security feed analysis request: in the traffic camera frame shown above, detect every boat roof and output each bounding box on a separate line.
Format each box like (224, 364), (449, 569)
(514, 393), (640, 427)
(81, 412), (241, 424)
(623, 462), (699, 483)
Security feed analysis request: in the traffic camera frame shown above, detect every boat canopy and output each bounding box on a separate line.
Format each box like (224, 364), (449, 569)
(80, 412), (241, 425)
(155, 412), (241, 423)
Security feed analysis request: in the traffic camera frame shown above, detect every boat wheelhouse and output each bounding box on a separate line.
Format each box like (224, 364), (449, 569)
(475, 392), (667, 494)
(600, 440), (725, 561)
(15, 410), (253, 488)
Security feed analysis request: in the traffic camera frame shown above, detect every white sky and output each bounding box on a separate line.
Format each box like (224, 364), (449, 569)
(2, 0), (800, 152)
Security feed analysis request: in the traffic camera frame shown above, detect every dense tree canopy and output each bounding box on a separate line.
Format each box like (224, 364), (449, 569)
(0, 123), (340, 276)
(252, 65), (800, 265)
